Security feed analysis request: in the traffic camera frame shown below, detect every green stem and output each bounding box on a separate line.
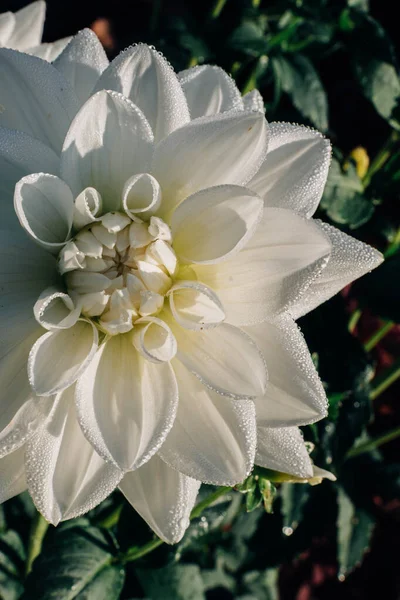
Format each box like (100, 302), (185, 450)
(121, 486), (231, 564)
(347, 425), (400, 458)
(370, 357), (400, 400)
(363, 130), (399, 188)
(385, 227), (400, 258)
(364, 321), (394, 352)
(210, 0), (228, 19)
(252, 0), (261, 7)
(25, 512), (49, 576)
(348, 308), (362, 333)
(96, 502), (124, 529)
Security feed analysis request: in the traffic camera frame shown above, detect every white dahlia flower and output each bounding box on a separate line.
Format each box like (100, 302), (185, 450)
(0, 32), (382, 543)
(0, 1), (71, 61)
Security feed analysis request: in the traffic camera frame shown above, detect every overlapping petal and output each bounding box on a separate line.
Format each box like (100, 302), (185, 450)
(290, 221), (384, 319)
(25, 386), (122, 525)
(60, 90), (154, 210)
(120, 455), (200, 544)
(194, 207), (331, 325)
(159, 360), (256, 485)
(178, 64), (243, 118)
(256, 426), (313, 479)
(248, 123), (331, 218)
(54, 29), (109, 104)
(0, 48), (79, 153)
(152, 110), (269, 217)
(75, 334), (178, 471)
(244, 315), (327, 427)
(27, 37), (72, 62)
(95, 44), (190, 142)
(5, 1), (45, 50)
(0, 445), (27, 503)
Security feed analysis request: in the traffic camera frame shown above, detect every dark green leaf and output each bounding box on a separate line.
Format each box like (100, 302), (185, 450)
(0, 531), (25, 600)
(23, 520), (124, 600)
(229, 20), (268, 56)
(280, 483), (310, 532)
(337, 487), (375, 577)
(272, 54), (328, 131)
(136, 564), (205, 600)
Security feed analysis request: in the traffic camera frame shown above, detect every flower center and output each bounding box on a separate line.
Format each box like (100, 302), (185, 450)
(58, 212), (178, 335)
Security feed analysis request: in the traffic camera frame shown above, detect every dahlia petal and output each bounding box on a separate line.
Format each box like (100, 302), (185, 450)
(94, 44), (190, 142)
(27, 37), (72, 62)
(242, 89), (265, 113)
(152, 110), (269, 218)
(166, 319), (267, 398)
(171, 184), (263, 264)
(159, 360), (256, 485)
(25, 386), (122, 525)
(75, 334), (178, 471)
(244, 315), (328, 427)
(122, 173), (162, 221)
(0, 445), (26, 503)
(54, 29), (109, 104)
(178, 64), (243, 118)
(0, 48), (79, 153)
(0, 398), (48, 460)
(0, 331), (43, 451)
(0, 128), (59, 230)
(120, 455), (200, 544)
(14, 173), (74, 251)
(290, 221), (384, 319)
(60, 89), (154, 209)
(256, 426), (313, 479)
(167, 281), (225, 330)
(194, 207), (331, 325)
(0, 12), (15, 46)
(6, 1), (45, 50)
(28, 320), (98, 396)
(73, 187), (103, 230)
(0, 229), (57, 358)
(249, 122), (331, 218)
(131, 317), (177, 363)
(34, 287), (82, 331)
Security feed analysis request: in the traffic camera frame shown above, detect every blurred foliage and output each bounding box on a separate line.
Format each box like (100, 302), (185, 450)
(2, 0), (400, 598)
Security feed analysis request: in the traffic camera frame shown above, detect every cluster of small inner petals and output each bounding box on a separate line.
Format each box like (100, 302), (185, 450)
(59, 210), (178, 336)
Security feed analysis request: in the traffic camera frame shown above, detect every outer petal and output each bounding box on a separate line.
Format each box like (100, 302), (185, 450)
(178, 65), (243, 118)
(94, 43), (190, 142)
(243, 89), (265, 113)
(256, 426), (313, 479)
(0, 229), (57, 358)
(194, 207), (331, 325)
(0, 48), (79, 153)
(166, 318), (267, 399)
(167, 281), (225, 331)
(248, 123), (331, 218)
(75, 334), (178, 471)
(0, 445), (26, 503)
(152, 110), (269, 218)
(28, 320), (98, 396)
(0, 12), (15, 46)
(159, 360), (256, 485)
(171, 185), (263, 264)
(27, 37), (72, 62)
(14, 173), (74, 251)
(0, 128), (59, 230)
(54, 29), (109, 104)
(25, 386), (122, 525)
(290, 221), (384, 319)
(0, 398), (46, 460)
(120, 455), (200, 544)
(244, 315), (327, 427)
(6, 1), (45, 50)
(60, 90), (154, 210)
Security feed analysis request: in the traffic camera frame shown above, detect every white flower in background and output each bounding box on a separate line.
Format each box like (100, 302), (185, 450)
(0, 32), (383, 544)
(0, 1), (71, 61)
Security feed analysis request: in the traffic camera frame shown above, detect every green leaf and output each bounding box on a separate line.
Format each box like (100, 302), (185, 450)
(280, 483), (310, 532)
(337, 487), (375, 578)
(23, 520), (124, 600)
(246, 486), (262, 512)
(272, 54), (328, 131)
(350, 12), (400, 127)
(136, 564), (205, 600)
(228, 20), (268, 56)
(242, 568), (279, 600)
(321, 158), (374, 228)
(0, 531), (25, 600)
